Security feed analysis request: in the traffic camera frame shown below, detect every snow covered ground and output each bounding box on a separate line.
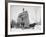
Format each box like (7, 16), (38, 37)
(10, 25), (43, 35)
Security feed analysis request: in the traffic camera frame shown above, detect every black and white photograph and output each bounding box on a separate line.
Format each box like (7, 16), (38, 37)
(7, 1), (45, 35)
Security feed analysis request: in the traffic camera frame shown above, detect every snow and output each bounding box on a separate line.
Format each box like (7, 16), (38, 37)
(10, 25), (42, 35)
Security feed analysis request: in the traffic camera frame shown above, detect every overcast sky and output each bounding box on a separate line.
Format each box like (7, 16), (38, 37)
(10, 5), (41, 24)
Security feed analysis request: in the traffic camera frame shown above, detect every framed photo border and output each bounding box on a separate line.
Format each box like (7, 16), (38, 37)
(5, 1), (45, 37)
